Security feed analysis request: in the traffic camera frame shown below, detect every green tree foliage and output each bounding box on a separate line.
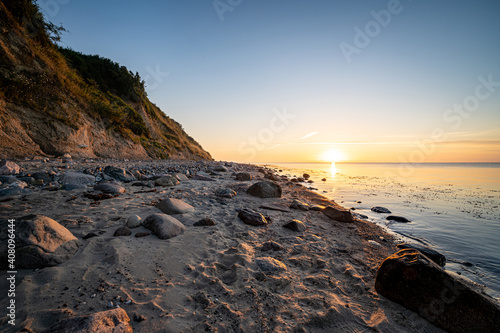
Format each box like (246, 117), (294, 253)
(58, 48), (145, 102)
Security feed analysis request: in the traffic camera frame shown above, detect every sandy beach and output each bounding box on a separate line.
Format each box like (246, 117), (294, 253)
(0, 158), (454, 332)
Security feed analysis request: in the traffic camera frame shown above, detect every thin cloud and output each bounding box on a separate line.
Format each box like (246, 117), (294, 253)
(298, 132), (319, 140)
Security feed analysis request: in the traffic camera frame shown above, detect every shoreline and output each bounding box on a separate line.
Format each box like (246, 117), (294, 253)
(0, 157), (474, 331)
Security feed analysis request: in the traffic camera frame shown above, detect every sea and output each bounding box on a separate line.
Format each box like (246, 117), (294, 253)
(260, 162), (500, 301)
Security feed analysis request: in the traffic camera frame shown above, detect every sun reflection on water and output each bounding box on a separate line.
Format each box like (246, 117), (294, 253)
(330, 162), (336, 178)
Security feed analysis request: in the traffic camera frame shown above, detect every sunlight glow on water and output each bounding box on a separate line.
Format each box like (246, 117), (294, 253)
(265, 162), (500, 301)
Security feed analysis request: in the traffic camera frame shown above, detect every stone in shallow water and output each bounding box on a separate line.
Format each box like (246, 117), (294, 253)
(375, 249), (500, 333)
(156, 197), (195, 215)
(396, 243), (446, 266)
(387, 215), (411, 223)
(371, 206), (392, 214)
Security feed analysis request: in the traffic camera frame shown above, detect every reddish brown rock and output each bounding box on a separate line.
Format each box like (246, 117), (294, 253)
(375, 249), (500, 333)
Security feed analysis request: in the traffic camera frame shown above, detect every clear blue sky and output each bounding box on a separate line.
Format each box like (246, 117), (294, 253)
(44, 0), (500, 162)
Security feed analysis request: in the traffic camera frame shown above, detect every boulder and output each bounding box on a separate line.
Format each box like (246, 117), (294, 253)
(303, 173), (310, 179)
(156, 198), (195, 215)
(0, 215), (79, 269)
(290, 199), (310, 211)
(397, 243), (446, 266)
(246, 181), (282, 198)
(215, 188), (237, 198)
(0, 160), (20, 175)
(126, 215), (142, 229)
(194, 217), (216, 226)
(375, 249), (500, 333)
(371, 206), (392, 214)
(41, 308), (133, 333)
(322, 206), (354, 222)
(238, 209), (270, 226)
(387, 215), (411, 223)
(155, 175), (180, 186)
(94, 181), (126, 194)
(235, 172), (252, 181)
(143, 213), (186, 240)
(104, 166), (136, 182)
(283, 219), (307, 232)
(61, 172), (95, 191)
(255, 257), (287, 274)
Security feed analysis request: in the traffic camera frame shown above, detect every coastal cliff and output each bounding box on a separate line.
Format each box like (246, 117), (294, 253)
(0, 1), (211, 160)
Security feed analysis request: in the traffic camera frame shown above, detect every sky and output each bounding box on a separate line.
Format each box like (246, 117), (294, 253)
(42, 0), (500, 163)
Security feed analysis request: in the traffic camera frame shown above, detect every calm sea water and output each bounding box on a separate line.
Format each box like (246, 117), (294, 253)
(262, 162), (500, 301)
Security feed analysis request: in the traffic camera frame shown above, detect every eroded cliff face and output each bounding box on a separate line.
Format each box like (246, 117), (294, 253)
(0, 2), (212, 160)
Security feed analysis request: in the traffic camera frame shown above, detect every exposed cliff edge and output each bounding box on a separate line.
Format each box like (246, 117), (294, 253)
(0, 1), (212, 160)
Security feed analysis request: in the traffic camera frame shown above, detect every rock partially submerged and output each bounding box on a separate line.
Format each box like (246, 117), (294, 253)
(387, 215), (411, 223)
(246, 181), (282, 198)
(0, 215), (79, 269)
(397, 243), (446, 266)
(143, 213), (186, 240)
(371, 206), (391, 214)
(41, 308), (133, 333)
(375, 249), (500, 333)
(322, 206), (354, 223)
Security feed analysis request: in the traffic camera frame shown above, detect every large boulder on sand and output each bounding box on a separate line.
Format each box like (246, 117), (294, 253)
(246, 181), (282, 198)
(143, 213), (186, 240)
(375, 249), (500, 333)
(322, 206), (354, 222)
(0, 215), (80, 269)
(41, 308), (132, 333)
(156, 198), (195, 215)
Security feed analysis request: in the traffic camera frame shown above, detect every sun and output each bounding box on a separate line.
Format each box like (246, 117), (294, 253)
(321, 148), (346, 163)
